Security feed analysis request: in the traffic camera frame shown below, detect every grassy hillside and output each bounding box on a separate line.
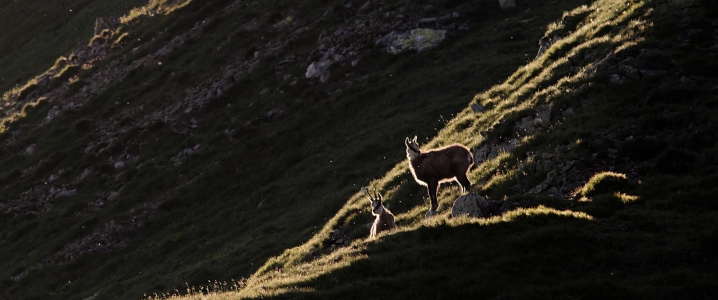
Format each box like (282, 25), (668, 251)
(1, 0), (717, 299)
(0, 0), (150, 94)
(213, 0), (718, 298)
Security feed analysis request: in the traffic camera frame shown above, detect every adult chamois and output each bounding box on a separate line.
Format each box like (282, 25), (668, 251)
(362, 187), (396, 239)
(405, 136), (474, 217)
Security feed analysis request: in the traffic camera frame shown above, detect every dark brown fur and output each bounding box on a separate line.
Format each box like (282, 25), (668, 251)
(405, 136), (474, 213)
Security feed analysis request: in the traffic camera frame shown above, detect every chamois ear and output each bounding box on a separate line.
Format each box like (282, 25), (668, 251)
(405, 137), (410, 146)
(412, 136), (418, 143)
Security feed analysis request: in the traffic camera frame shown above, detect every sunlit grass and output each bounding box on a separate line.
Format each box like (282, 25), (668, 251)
(577, 171), (633, 198)
(121, 0), (194, 24)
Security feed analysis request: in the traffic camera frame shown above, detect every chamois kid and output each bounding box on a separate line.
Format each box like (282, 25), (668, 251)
(405, 136), (474, 216)
(362, 187), (396, 239)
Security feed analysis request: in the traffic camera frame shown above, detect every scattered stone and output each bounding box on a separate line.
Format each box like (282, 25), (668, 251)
(107, 192), (120, 202)
(473, 144), (492, 164)
(358, 1), (371, 12)
(471, 103), (486, 113)
(499, 0), (517, 10)
(535, 36), (560, 59)
(536, 108), (551, 128)
(327, 229), (351, 247)
(54, 189), (77, 199)
(305, 60), (334, 82)
(24, 144), (37, 155)
(332, 54), (346, 62)
(45, 106), (62, 123)
(267, 109), (283, 120)
(528, 178), (551, 194)
(609, 74), (625, 84)
(47, 174), (59, 183)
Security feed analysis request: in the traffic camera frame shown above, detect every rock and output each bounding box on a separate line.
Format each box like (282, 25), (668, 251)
(547, 170), (558, 180)
(332, 54), (346, 62)
(560, 161), (575, 174)
(471, 103), (485, 113)
(536, 108), (551, 128)
(451, 194), (488, 218)
(619, 64), (641, 79)
(358, 1), (371, 12)
(267, 109), (283, 120)
(687, 28), (704, 39)
(54, 189), (77, 199)
(535, 36), (559, 59)
(473, 144), (491, 163)
(107, 192), (120, 202)
(538, 160), (555, 173)
(94, 17), (119, 36)
(305, 60), (334, 82)
(45, 106), (62, 123)
(24, 144), (37, 155)
(499, 0), (517, 10)
(425, 209), (439, 218)
(528, 178), (551, 194)
(376, 28), (447, 54)
(609, 74), (625, 84)
(274, 16), (295, 28)
(47, 174), (59, 183)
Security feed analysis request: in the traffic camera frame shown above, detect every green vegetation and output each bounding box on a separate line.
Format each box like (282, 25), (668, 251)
(0, 0), (717, 299)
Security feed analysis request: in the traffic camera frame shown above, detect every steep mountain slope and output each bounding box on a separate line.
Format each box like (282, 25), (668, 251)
(184, 0), (718, 299)
(1, 0), (717, 299)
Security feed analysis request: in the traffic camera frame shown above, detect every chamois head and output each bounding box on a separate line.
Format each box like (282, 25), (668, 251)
(405, 136), (421, 160)
(362, 187), (397, 239)
(362, 187), (385, 215)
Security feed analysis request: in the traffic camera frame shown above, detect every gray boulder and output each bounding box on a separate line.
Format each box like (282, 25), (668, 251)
(305, 60), (334, 82)
(451, 194), (488, 218)
(376, 28), (447, 54)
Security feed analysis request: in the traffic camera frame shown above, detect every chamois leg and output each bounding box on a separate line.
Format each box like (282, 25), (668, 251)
(456, 174), (472, 194)
(427, 181), (439, 212)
